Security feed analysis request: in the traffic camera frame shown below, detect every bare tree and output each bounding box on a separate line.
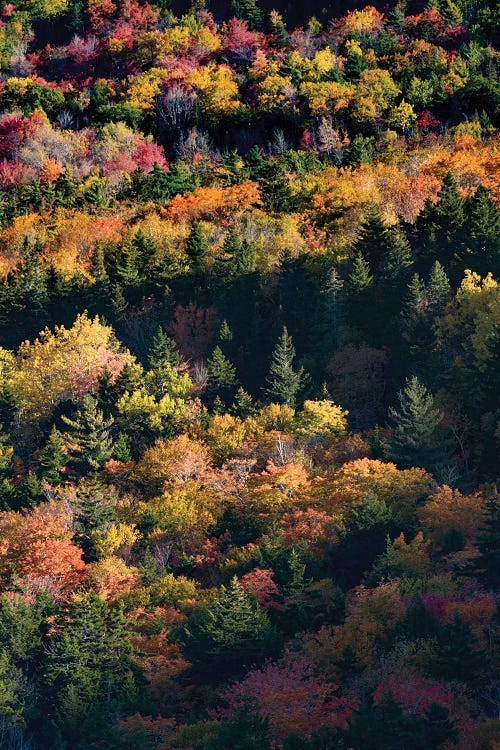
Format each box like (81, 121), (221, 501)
(156, 84), (196, 132)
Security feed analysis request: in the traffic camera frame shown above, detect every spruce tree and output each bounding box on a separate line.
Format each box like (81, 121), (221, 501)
(44, 593), (138, 745)
(322, 268), (345, 352)
(73, 480), (117, 559)
(466, 184), (500, 276)
(207, 346), (238, 403)
(39, 426), (67, 485)
(186, 220), (207, 272)
(475, 496), (500, 586)
(353, 205), (390, 271)
(179, 577), (278, 678)
(265, 327), (308, 409)
(384, 376), (450, 472)
(427, 261), (451, 313)
(147, 326), (181, 369)
(431, 612), (489, 685)
(348, 253), (373, 295)
(231, 387), (255, 418)
(231, 0), (264, 30)
(62, 395), (114, 475)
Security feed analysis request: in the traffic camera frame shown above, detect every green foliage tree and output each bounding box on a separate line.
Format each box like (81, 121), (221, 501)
(39, 426), (67, 485)
(178, 577), (279, 678)
(383, 377), (450, 472)
(186, 220), (208, 272)
(265, 327), (308, 409)
(62, 395), (114, 475)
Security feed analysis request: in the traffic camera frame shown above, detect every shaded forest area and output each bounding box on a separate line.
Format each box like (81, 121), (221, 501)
(0, 0), (496, 747)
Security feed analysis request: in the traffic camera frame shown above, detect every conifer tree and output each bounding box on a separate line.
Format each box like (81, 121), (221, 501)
(186, 220), (207, 272)
(466, 184), (500, 275)
(62, 395), (114, 475)
(384, 376), (450, 472)
(147, 326), (181, 369)
(207, 346), (238, 403)
(73, 480), (117, 559)
(322, 268), (345, 351)
(353, 205), (390, 271)
(131, 229), (157, 271)
(232, 0), (264, 30)
(231, 387), (255, 418)
(39, 426), (67, 485)
(475, 496), (500, 586)
(427, 261), (451, 313)
(179, 577), (278, 677)
(44, 593), (138, 744)
(265, 327), (307, 409)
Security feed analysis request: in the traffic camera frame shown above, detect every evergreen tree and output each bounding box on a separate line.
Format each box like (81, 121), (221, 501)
(260, 161), (296, 213)
(353, 206), (390, 271)
(265, 327), (308, 408)
(62, 395), (114, 475)
(430, 612), (489, 685)
(231, 0), (264, 30)
(348, 253), (373, 294)
(43, 593), (140, 746)
(39, 426), (67, 485)
(343, 691), (457, 750)
(475, 496), (500, 586)
(112, 431), (133, 462)
(178, 577), (278, 678)
(417, 172), (465, 270)
(131, 229), (157, 272)
(207, 346), (238, 403)
(72, 480), (117, 559)
(465, 184), (500, 275)
(19, 236), (49, 319)
(383, 376), (450, 472)
(54, 168), (78, 208)
(147, 326), (181, 369)
(321, 268), (346, 353)
(347, 253), (374, 332)
(427, 261), (451, 313)
(186, 220), (208, 272)
(231, 387), (255, 418)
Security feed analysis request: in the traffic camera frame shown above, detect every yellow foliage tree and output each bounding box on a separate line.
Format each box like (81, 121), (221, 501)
(6, 313), (133, 423)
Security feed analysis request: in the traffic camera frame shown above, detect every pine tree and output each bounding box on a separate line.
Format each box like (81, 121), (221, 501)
(384, 376), (450, 472)
(180, 577), (278, 677)
(265, 327), (308, 409)
(116, 241), (140, 289)
(39, 426), (67, 485)
(231, 0), (264, 30)
(20, 236), (49, 319)
(73, 480), (117, 559)
(54, 168), (78, 208)
(431, 612), (489, 685)
(207, 346), (238, 402)
(186, 220), (207, 272)
(475, 496), (500, 586)
(353, 205), (390, 271)
(62, 395), (114, 475)
(260, 161), (295, 213)
(348, 253), (373, 294)
(131, 229), (156, 271)
(427, 261), (451, 313)
(231, 387), (255, 418)
(112, 431), (132, 462)
(322, 268), (345, 351)
(147, 326), (181, 369)
(44, 593), (138, 744)
(466, 184), (500, 276)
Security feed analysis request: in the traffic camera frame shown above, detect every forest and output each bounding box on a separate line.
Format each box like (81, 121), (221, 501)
(0, 0), (497, 746)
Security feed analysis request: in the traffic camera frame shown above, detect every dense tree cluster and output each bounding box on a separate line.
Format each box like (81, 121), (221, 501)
(0, 0), (496, 747)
